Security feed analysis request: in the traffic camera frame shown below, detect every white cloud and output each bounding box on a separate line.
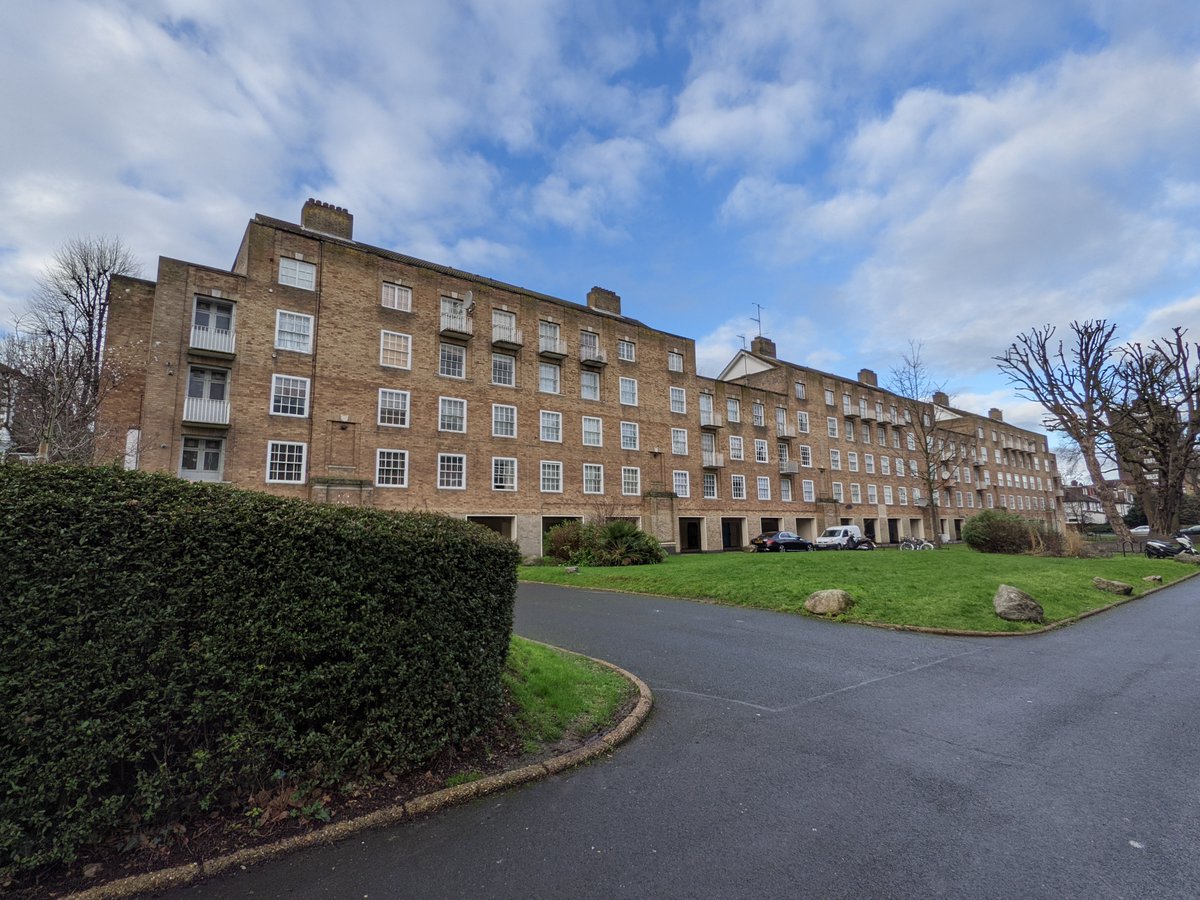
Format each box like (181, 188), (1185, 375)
(530, 136), (655, 236)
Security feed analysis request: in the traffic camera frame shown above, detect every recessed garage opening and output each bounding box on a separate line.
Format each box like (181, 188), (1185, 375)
(467, 516), (513, 540)
(721, 517), (745, 551)
(759, 517), (780, 534)
(679, 517), (704, 553)
(542, 515), (582, 536)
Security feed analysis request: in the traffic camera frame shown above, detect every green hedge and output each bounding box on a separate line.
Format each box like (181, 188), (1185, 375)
(0, 464), (519, 874)
(961, 508), (1066, 555)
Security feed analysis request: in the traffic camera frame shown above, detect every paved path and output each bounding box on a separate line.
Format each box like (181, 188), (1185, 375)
(177, 579), (1200, 898)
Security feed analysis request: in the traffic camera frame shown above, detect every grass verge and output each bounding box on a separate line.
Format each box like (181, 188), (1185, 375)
(505, 636), (636, 752)
(520, 546), (1197, 632)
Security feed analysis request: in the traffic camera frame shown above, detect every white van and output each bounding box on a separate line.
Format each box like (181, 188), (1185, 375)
(815, 525), (865, 550)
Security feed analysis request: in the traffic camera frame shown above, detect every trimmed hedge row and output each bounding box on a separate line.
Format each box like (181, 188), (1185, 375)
(0, 464), (520, 874)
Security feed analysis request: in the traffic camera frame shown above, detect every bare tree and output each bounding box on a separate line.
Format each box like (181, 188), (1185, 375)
(1109, 329), (1200, 534)
(889, 343), (966, 547)
(28, 235), (140, 413)
(995, 321), (1132, 542)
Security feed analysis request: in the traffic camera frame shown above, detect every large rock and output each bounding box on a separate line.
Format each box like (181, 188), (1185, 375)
(993, 584), (1044, 623)
(1174, 553), (1200, 565)
(1143, 575), (1163, 583)
(1092, 577), (1133, 596)
(805, 589), (854, 616)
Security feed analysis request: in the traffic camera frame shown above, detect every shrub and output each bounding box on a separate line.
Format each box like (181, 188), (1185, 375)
(962, 508), (1066, 555)
(543, 519), (664, 567)
(0, 464), (519, 875)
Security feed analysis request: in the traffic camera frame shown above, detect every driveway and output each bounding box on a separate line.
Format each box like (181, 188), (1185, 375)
(176, 579), (1200, 898)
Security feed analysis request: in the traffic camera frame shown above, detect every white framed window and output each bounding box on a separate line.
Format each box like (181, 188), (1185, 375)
(846, 421), (856, 442)
(492, 352), (515, 386)
(275, 310), (313, 353)
(842, 394), (852, 415)
(899, 486), (909, 505)
(848, 452), (859, 473)
(757, 476), (771, 501)
(751, 402), (765, 426)
(439, 342), (465, 378)
(780, 478), (792, 502)
(906, 433), (916, 451)
(192, 297), (235, 352)
(865, 454), (875, 474)
(727, 397), (741, 423)
(617, 339), (636, 361)
(731, 474), (746, 500)
(620, 421), (639, 450)
(777, 442), (789, 462)
(538, 320), (563, 355)
(492, 308), (518, 342)
(892, 431), (901, 449)
(867, 484), (878, 504)
(729, 436), (744, 460)
(956, 490), (964, 508)
(827, 417), (839, 438)
(540, 461), (562, 493)
(883, 485), (893, 504)
(380, 330), (412, 369)
(909, 459), (918, 476)
(668, 350), (684, 372)
(539, 362), (561, 394)
(673, 471), (691, 498)
(824, 388), (835, 406)
(829, 449), (841, 470)
(270, 374), (310, 417)
(438, 453), (466, 490)
(703, 472), (718, 499)
(861, 423), (870, 444)
(187, 366), (228, 405)
(492, 457), (517, 491)
(492, 404), (516, 438)
(376, 449), (408, 487)
(381, 282), (412, 311)
(540, 411), (562, 443)
(799, 445), (813, 467)
(670, 386), (687, 414)
(278, 257), (316, 290)
(180, 436), (224, 482)
(880, 456), (891, 475)
(754, 439), (768, 463)
(266, 441), (307, 484)
(802, 479), (815, 502)
(795, 381), (807, 400)
(622, 466), (641, 496)
(582, 416), (603, 447)
(671, 428), (688, 455)
(378, 389), (410, 427)
(850, 483), (862, 504)
(579, 330), (601, 362)
(832, 482), (844, 502)
(615, 376), (636, 406)
(438, 397), (466, 432)
(583, 463), (604, 494)
(796, 411), (810, 433)
(580, 369), (600, 401)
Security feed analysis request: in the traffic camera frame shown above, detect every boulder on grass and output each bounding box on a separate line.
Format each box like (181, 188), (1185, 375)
(1143, 575), (1163, 584)
(1173, 553), (1200, 566)
(993, 584), (1044, 623)
(1092, 577), (1133, 596)
(805, 589), (854, 616)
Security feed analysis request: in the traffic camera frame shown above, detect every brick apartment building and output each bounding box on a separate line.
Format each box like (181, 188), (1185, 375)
(97, 200), (1064, 558)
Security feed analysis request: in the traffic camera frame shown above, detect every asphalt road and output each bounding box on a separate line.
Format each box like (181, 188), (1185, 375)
(176, 578), (1200, 899)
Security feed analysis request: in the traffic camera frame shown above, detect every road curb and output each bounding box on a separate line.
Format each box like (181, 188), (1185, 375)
(65, 643), (652, 900)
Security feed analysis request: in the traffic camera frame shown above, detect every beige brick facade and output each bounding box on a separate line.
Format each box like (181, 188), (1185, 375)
(98, 201), (1065, 558)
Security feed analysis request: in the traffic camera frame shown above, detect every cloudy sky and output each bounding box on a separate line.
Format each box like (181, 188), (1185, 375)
(3, 0), (1199, 436)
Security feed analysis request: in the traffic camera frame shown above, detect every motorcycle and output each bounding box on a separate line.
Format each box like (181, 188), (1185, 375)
(1144, 532), (1196, 559)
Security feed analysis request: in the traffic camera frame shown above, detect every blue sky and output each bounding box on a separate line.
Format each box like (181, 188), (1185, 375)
(3, 1), (1200, 439)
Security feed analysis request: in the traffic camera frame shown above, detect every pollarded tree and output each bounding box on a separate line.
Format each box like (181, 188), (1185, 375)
(995, 321), (1132, 544)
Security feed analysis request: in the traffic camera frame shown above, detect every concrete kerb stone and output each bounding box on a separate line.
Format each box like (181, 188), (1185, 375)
(65, 641), (652, 900)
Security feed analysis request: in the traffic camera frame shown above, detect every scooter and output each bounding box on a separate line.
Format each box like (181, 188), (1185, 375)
(1144, 532), (1196, 559)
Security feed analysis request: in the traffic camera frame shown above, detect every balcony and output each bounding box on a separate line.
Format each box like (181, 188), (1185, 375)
(182, 396), (230, 426)
(779, 460), (801, 475)
(440, 313), (474, 339)
(775, 423), (797, 439)
(702, 450), (725, 468)
(538, 336), (568, 358)
(189, 324), (236, 356)
(861, 409), (877, 421)
(700, 411), (724, 428)
(579, 346), (608, 367)
(491, 325), (524, 349)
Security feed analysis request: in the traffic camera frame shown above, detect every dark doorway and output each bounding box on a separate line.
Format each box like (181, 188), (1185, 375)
(721, 518), (744, 550)
(760, 517), (780, 534)
(680, 517), (703, 552)
(863, 519), (876, 542)
(887, 518), (899, 544)
(468, 516), (513, 540)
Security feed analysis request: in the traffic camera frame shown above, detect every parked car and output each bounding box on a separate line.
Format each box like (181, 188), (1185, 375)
(750, 531), (814, 552)
(814, 525), (875, 550)
(1177, 524), (1200, 537)
(1131, 525), (1150, 536)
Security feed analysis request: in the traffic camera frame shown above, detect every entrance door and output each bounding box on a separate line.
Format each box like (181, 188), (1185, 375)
(863, 519), (876, 541)
(721, 518), (744, 550)
(887, 518), (899, 544)
(679, 518), (703, 552)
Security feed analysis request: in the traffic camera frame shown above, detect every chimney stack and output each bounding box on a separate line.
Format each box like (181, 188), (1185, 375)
(751, 336), (777, 357)
(301, 199), (353, 240)
(586, 286), (621, 315)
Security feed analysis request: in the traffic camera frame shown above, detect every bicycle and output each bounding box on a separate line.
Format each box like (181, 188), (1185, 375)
(899, 537), (934, 550)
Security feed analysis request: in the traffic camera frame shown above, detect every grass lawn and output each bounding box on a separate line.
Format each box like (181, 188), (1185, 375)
(519, 546), (1197, 633)
(505, 636), (637, 752)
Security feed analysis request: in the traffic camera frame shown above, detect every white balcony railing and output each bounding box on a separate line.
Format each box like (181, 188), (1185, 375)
(579, 346), (608, 365)
(702, 450), (725, 468)
(183, 396), (230, 425)
(440, 314), (474, 336)
(779, 460), (801, 474)
(538, 336), (568, 356)
(190, 324), (236, 354)
(491, 325), (524, 346)
(776, 423), (796, 439)
(700, 411), (724, 428)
